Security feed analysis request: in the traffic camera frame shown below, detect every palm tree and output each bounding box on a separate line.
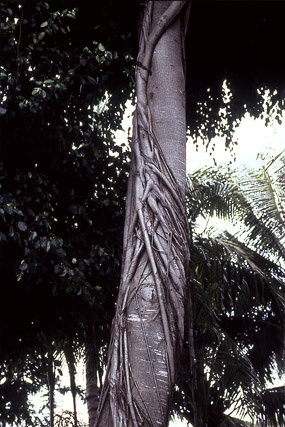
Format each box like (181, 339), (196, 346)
(174, 151), (285, 426)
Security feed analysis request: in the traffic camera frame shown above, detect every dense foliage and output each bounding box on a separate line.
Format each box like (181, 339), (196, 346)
(0, 1), (132, 424)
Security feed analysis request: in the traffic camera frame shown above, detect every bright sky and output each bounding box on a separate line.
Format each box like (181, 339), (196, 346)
(116, 102), (285, 174)
(186, 112), (285, 172)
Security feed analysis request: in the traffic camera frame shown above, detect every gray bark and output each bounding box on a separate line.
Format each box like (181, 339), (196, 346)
(95, 2), (190, 426)
(147, 2), (188, 195)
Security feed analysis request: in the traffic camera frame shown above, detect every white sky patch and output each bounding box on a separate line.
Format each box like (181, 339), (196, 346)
(114, 99), (134, 147)
(116, 100), (285, 173)
(187, 112), (285, 172)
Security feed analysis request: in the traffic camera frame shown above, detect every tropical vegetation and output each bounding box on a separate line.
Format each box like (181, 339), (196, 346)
(0, 2), (131, 424)
(173, 152), (284, 426)
(0, 1), (284, 426)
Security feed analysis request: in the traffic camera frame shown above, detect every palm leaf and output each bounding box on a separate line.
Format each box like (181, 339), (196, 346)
(188, 156), (285, 265)
(255, 385), (285, 427)
(179, 156), (285, 425)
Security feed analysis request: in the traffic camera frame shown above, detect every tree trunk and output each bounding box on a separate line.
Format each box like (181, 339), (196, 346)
(86, 329), (101, 427)
(47, 351), (55, 427)
(95, 2), (190, 425)
(64, 344), (78, 427)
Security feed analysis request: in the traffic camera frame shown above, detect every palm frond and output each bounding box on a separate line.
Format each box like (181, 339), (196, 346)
(188, 157), (285, 265)
(181, 155), (285, 425)
(187, 169), (238, 222)
(235, 166), (285, 262)
(255, 385), (285, 427)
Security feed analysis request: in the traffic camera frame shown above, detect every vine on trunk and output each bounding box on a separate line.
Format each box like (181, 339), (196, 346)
(96, 2), (190, 426)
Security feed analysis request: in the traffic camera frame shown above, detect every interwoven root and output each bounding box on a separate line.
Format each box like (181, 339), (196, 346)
(96, 3), (190, 426)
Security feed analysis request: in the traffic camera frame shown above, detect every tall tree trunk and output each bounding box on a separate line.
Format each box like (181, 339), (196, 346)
(47, 351), (55, 427)
(86, 329), (100, 427)
(64, 344), (78, 427)
(96, 2), (190, 425)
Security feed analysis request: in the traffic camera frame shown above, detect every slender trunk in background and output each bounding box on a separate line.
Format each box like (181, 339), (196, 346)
(47, 352), (55, 427)
(96, 2), (191, 425)
(64, 344), (78, 427)
(86, 330), (101, 427)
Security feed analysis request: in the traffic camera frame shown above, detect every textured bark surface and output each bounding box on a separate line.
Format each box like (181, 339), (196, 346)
(147, 2), (188, 195)
(95, 2), (190, 426)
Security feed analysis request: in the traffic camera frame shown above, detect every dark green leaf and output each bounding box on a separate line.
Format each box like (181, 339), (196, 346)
(18, 221), (27, 232)
(19, 262), (28, 272)
(38, 32), (45, 41)
(87, 75), (97, 85)
(98, 43), (105, 52)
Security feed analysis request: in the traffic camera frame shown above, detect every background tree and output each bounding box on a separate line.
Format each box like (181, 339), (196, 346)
(173, 156), (284, 426)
